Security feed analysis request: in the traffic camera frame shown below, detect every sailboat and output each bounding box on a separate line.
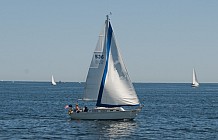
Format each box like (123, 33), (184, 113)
(51, 75), (57, 86)
(67, 15), (142, 120)
(192, 68), (199, 87)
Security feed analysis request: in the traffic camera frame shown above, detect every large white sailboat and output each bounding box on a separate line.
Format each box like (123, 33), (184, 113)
(67, 15), (142, 120)
(192, 68), (199, 87)
(51, 75), (57, 86)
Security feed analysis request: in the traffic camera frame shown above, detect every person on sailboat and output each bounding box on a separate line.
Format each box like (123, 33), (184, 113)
(75, 104), (80, 113)
(83, 106), (88, 112)
(68, 104), (73, 114)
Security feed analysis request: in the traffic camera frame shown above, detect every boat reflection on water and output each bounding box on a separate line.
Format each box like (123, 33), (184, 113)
(100, 120), (138, 138)
(68, 120), (138, 139)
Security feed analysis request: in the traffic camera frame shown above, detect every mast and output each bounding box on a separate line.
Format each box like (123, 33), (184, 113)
(96, 15), (112, 106)
(106, 14), (109, 22)
(106, 12), (112, 22)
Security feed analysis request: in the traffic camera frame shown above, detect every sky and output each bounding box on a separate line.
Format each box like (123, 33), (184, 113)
(0, 0), (218, 83)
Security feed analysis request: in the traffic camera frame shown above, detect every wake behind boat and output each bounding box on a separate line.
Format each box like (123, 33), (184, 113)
(66, 15), (142, 120)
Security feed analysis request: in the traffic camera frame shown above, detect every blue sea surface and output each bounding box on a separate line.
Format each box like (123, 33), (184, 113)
(0, 82), (218, 139)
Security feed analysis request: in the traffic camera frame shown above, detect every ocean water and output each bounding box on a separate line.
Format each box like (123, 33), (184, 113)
(0, 82), (218, 139)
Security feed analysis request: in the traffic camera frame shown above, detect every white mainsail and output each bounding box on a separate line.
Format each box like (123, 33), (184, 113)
(51, 75), (57, 86)
(192, 68), (199, 87)
(83, 16), (139, 107)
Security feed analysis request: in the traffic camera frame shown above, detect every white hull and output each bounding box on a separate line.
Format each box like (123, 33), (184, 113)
(69, 107), (141, 120)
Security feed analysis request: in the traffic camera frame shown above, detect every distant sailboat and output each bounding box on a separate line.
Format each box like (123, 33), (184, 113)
(66, 15), (142, 120)
(192, 69), (199, 87)
(51, 75), (57, 86)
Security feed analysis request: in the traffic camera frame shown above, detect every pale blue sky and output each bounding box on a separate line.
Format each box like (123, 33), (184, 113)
(1, 0), (218, 82)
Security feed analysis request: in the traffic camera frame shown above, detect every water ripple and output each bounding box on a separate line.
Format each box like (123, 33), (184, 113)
(0, 82), (218, 139)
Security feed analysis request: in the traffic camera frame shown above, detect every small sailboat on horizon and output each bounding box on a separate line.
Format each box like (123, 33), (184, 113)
(192, 68), (199, 87)
(51, 75), (57, 86)
(66, 15), (142, 120)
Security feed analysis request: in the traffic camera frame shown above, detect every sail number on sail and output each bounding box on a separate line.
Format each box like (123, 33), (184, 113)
(94, 54), (104, 65)
(95, 54), (104, 59)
